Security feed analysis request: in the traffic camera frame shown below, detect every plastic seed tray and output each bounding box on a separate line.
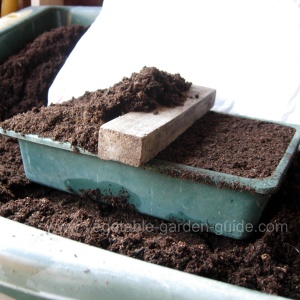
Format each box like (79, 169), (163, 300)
(1, 121), (300, 240)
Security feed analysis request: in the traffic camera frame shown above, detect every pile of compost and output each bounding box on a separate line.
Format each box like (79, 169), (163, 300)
(1, 65), (191, 154)
(0, 25), (87, 121)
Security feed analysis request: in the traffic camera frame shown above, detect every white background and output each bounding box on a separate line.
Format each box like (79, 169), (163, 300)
(49, 0), (300, 124)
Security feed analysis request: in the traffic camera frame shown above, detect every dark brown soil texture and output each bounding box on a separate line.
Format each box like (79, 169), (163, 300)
(1, 66), (191, 154)
(0, 27), (300, 300)
(0, 25), (87, 121)
(156, 112), (295, 179)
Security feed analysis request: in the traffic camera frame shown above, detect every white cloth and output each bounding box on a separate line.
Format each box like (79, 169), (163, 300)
(48, 0), (300, 124)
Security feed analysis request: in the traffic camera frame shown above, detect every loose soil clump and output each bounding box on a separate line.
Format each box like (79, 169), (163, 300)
(0, 26), (299, 299)
(1, 66), (191, 154)
(0, 25), (87, 121)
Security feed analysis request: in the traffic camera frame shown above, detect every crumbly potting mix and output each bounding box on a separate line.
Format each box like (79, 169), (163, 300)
(157, 112), (295, 179)
(1, 64), (192, 154)
(0, 25), (87, 122)
(0, 26), (299, 299)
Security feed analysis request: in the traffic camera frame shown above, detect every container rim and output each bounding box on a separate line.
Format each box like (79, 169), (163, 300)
(0, 6), (101, 33)
(0, 215), (290, 300)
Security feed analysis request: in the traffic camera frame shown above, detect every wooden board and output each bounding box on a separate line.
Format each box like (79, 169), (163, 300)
(98, 85), (216, 167)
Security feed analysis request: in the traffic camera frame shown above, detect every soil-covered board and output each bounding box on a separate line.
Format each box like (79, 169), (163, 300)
(0, 26), (299, 299)
(1, 65), (192, 155)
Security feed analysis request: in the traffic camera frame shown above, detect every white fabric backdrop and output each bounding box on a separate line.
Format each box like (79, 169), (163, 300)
(48, 0), (300, 124)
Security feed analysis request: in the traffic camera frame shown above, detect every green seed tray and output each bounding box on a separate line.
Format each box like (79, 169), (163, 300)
(1, 120), (299, 240)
